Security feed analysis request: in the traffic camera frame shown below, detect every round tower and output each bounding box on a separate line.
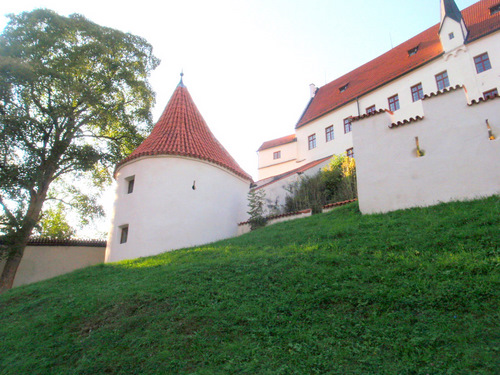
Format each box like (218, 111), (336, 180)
(105, 76), (253, 262)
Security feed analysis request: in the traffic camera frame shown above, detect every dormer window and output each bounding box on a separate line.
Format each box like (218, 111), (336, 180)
(408, 46), (419, 56)
(339, 83), (349, 93)
(490, 4), (500, 15)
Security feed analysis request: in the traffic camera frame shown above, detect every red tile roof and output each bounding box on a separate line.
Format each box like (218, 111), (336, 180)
(258, 134), (297, 151)
(295, 0), (500, 129)
(116, 83), (252, 181)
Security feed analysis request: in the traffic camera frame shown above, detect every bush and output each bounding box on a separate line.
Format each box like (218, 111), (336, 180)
(284, 154), (357, 213)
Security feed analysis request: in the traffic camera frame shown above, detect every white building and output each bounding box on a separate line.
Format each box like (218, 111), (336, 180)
(106, 76), (252, 262)
(256, 0), (500, 210)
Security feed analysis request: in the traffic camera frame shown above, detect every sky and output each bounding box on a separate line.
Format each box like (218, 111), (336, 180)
(1, 0), (478, 235)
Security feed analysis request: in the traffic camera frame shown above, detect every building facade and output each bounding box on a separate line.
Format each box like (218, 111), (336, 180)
(257, 0), (500, 185)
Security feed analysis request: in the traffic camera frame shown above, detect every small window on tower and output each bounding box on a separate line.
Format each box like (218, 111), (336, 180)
(119, 225), (129, 244)
(125, 176), (135, 194)
(448, 32), (455, 40)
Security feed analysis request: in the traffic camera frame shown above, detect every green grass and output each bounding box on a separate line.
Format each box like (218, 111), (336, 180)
(1, 197), (499, 374)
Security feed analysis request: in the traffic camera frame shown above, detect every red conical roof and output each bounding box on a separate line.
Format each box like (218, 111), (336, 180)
(116, 81), (252, 181)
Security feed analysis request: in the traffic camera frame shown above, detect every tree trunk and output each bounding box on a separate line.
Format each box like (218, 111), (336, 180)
(0, 241), (27, 293)
(0, 185), (51, 294)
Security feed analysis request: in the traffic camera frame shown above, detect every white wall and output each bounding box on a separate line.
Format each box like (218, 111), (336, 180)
(106, 156), (251, 262)
(0, 244), (105, 287)
(353, 86), (500, 214)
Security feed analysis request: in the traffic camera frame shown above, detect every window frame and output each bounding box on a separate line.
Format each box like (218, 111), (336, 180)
(411, 83), (424, 102)
(125, 176), (135, 194)
(119, 225), (129, 244)
(343, 118), (352, 134)
(308, 134), (317, 150)
(346, 148), (354, 159)
(483, 88), (498, 100)
(325, 125), (334, 142)
(388, 94), (400, 112)
(366, 105), (376, 115)
(435, 71), (450, 91)
(474, 53), (492, 74)
(273, 151), (281, 160)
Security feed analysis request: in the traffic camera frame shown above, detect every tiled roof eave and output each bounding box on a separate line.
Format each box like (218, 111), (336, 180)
(295, 53), (444, 129)
(115, 151), (253, 182)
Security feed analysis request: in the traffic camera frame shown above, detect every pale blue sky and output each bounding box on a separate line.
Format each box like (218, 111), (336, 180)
(1, 0), (477, 179)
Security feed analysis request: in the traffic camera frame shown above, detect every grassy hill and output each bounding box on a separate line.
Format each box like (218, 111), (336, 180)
(1, 197), (499, 374)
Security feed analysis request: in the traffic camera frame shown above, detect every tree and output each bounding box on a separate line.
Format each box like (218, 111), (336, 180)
(247, 188), (267, 231)
(284, 153), (357, 214)
(0, 9), (160, 293)
(35, 202), (75, 239)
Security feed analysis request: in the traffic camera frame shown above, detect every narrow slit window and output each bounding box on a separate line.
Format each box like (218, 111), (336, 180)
(120, 225), (129, 244)
(126, 176), (135, 194)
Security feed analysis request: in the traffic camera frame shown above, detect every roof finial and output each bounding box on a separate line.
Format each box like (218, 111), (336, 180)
(178, 70), (185, 87)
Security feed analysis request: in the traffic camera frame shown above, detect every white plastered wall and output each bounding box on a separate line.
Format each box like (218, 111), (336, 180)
(0, 245), (105, 287)
(353, 87), (500, 214)
(105, 156), (251, 263)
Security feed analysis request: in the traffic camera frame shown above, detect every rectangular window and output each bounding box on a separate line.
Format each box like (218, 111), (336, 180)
(448, 32), (455, 40)
(366, 105), (376, 115)
(474, 53), (492, 73)
(325, 125), (334, 142)
(346, 148), (354, 159)
(411, 83), (424, 102)
(483, 88), (498, 100)
(388, 94), (400, 111)
(126, 176), (135, 194)
(120, 225), (129, 244)
(435, 71), (450, 91)
(273, 151), (281, 160)
(308, 134), (316, 150)
(343, 118), (352, 134)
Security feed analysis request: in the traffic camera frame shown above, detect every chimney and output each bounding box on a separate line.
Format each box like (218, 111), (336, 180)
(309, 83), (317, 98)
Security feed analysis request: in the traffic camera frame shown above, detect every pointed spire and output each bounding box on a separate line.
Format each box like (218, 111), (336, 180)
(440, 0), (464, 27)
(116, 81), (252, 181)
(178, 70), (185, 88)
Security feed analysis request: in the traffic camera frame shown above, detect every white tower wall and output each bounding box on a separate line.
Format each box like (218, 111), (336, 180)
(106, 156), (250, 263)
